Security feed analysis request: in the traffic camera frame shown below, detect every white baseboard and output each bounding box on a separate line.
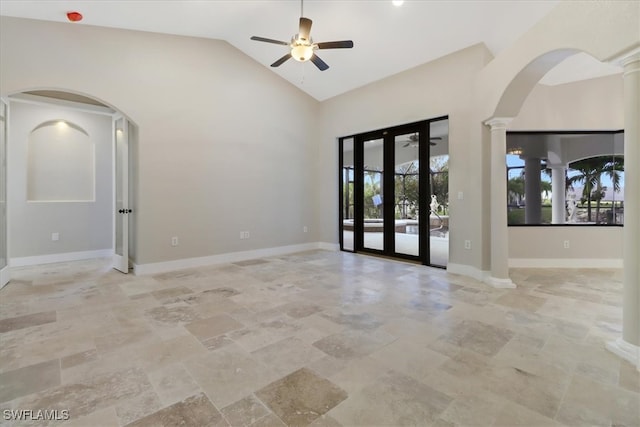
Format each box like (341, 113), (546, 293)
(485, 275), (517, 289)
(317, 242), (340, 251)
(446, 263), (489, 283)
(606, 338), (639, 367)
(133, 242), (331, 275)
(509, 258), (623, 268)
(10, 249), (114, 267)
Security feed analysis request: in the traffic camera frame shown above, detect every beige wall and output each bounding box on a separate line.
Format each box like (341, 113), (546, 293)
(1, 17), (320, 265)
(511, 74), (624, 131)
(509, 227), (622, 263)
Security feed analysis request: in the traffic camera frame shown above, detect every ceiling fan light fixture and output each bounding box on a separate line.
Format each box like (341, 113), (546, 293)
(250, 0), (353, 70)
(291, 44), (314, 62)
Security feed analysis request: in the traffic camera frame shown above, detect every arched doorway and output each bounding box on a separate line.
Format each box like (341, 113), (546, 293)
(482, 41), (639, 367)
(1, 89), (137, 288)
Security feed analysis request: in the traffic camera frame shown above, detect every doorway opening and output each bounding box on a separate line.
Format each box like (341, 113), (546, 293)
(1, 90), (136, 288)
(339, 117), (449, 267)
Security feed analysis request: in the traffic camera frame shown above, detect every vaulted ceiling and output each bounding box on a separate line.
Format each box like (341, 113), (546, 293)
(0, 0), (622, 101)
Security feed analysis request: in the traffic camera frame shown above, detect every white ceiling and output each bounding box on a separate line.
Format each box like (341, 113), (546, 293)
(0, 0), (622, 101)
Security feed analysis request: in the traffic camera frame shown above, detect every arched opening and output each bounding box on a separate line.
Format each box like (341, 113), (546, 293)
(1, 89), (137, 277)
(486, 43), (640, 367)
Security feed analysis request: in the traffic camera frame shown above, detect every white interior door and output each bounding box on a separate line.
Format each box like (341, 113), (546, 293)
(0, 99), (9, 287)
(113, 115), (129, 273)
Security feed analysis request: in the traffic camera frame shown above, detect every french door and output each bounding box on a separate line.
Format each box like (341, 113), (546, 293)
(339, 117), (449, 267)
(0, 99), (8, 287)
(113, 115), (130, 273)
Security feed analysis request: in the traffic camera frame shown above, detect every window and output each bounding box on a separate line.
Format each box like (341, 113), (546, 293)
(506, 131), (623, 225)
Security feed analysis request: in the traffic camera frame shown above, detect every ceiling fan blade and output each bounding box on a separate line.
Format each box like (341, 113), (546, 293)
(316, 40), (354, 49)
(250, 36), (289, 46)
(299, 17), (312, 41)
(310, 53), (329, 71)
(270, 53), (292, 67)
(430, 137), (442, 141)
(403, 142), (411, 148)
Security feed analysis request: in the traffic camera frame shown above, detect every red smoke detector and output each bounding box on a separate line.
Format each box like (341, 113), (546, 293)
(66, 11), (83, 22)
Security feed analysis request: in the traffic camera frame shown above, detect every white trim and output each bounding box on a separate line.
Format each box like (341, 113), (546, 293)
(9, 93), (116, 116)
(606, 44), (640, 67)
(318, 242), (340, 251)
(10, 249), (114, 267)
(509, 258), (623, 268)
(0, 266), (9, 289)
(485, 276), (517, 289)
(484, 117), (513, 130)
(606, 338), (640, 366)
(133, 243), (327, 275)
(446, 262), (489, 282)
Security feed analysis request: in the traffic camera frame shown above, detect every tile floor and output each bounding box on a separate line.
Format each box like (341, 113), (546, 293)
(0, 250), (638, 426)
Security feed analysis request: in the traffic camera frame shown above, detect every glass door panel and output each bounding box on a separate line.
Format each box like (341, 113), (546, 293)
(394, 133), (420, 257)
(362, 138), (384, 251)
(338, 117), (448, 268)
(0, 99), (8, 288)
(113, 116), (129, 273)
(341, 138), (354, 251)
(429, 118), (449, 267)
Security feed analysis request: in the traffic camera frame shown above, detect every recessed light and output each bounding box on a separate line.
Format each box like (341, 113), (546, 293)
(392, 0), (404, 6)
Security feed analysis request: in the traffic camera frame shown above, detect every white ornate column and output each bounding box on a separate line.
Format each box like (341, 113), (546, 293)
(484, 117), (516, 288)
(606, 52), (640, 369)
(550, 165), (567, 224)
(524, 157), (542, 224)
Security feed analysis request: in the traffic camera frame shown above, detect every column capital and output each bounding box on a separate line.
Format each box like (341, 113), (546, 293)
(484, 117), (513, 130)
(546, 162), (567, 170)
(607, 46), (640, 71)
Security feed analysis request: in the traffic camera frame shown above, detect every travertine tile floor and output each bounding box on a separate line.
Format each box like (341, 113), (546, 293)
(0, 250), (638, 426)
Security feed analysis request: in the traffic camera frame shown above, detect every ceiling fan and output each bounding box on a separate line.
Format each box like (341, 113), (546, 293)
(401, 134), (443, 147)
(250, 0), (354, 71)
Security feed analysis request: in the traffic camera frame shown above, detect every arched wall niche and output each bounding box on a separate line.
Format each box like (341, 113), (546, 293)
(27, 119), (94, 202)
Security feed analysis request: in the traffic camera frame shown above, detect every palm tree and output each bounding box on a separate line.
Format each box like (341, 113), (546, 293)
(507, 176), (525, 206)
(567, 157), (624, 223)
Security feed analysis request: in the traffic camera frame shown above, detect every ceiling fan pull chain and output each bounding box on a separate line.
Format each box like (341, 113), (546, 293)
(301, 0), (304, 17)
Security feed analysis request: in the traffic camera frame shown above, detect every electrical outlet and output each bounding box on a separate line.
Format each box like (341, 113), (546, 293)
(240, 231), (250, 239)
(458, 191), (464, 200)
(303, 226), (308, 233)
(464, 240), (471, 250)
(171, 236), (179, 247)
(563, 240), (570, 249)
(51, 232), (59, 241)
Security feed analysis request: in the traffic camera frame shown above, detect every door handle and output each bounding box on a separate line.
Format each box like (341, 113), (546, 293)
(118, 209), (133, 214)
